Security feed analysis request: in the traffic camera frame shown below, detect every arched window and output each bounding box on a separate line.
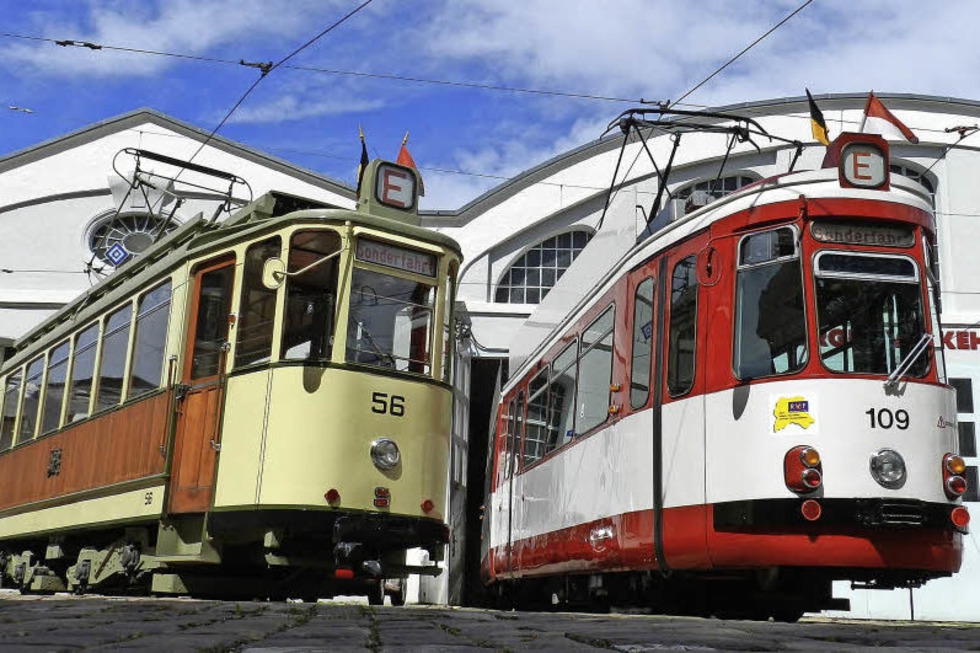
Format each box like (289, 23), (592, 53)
(674, 174), (758, 211)
(87, 211), (180, 267)
(495, 230), (592, 304)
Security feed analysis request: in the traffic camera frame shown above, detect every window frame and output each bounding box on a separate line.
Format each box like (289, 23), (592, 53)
(812, 250), (928, 377)
(128, 280), (173, 400)
(575, 304), (615, 436)
(95, 301), (135, 413)
(667, 255), (698, 397)
(630, 277), (655, 409)
(732, 225), (808, 381)
(40, 339), (71, 435)
(66, 321), (101, 424)
(494, 230), (593, 305)
(547, 339), (578, 452)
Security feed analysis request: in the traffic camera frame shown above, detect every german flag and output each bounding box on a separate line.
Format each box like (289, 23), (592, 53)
(356, 125), (369, 196)
(806, 89), (830, 146)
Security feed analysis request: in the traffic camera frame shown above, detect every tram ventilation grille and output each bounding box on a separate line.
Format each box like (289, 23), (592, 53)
(878, 501), (925, 526)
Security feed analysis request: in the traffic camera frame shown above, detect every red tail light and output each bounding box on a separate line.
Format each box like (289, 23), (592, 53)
(947, 475), (967, 496)
(421, 499), (435, 513)
(951, 506), (970, 529)
(801, 499), (822, 521)
(785, 446), (822, 494)
(324, 489), (341, 504)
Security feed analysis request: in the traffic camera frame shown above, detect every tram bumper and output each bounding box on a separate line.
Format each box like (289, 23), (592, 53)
(333, 513), (448, 575)
(713, 497), (964, 531)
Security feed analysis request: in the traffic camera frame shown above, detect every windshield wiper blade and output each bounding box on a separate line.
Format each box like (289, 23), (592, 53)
(883, 333), (933, 390)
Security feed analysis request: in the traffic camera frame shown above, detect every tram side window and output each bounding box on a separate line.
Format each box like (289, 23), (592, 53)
(41, 340), (70, 435)
(815, 253), (927, 376)
(237, 238), (281, 367)
(515, 391), (525, 472)
(501, 398), (517, 483)
(667, 257), (697, 396)
(1, 371), (21, 451)
(734, 227), (807, 379)
(96, 304), (133, 412)
(442, 262), (458, 383)
(129, 281), (172, 399)
(577, 306), (615, 434)
(67, 324), (99, 422)
(282, 231), (340, 361)
(548, 341), (577, 451)
(17, 355), (45, 444)
(191, 265), (235, 379)
(524, 370), (549, 466)
(631, 278), (654, 408)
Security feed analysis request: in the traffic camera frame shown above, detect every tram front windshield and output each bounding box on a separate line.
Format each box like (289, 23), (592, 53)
(814, 252), (928, 376)
(347, 267), (436, 375)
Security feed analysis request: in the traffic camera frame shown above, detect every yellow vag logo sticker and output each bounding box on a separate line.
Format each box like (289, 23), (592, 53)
(773, 396), (815, 432)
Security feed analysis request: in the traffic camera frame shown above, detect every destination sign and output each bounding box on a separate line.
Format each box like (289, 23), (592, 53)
(811, 221), (914, 248)
(356, 238), (436, 276)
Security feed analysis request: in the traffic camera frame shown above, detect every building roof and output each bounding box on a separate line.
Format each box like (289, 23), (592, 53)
(0, 107), (355, 200)
(422, 92), (980, 223)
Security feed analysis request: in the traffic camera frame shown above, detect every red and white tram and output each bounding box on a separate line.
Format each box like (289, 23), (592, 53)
(481, 126), (970, 620)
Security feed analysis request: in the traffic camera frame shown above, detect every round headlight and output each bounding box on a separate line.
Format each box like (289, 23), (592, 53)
(870, 448), (906, 489)
(370, 438), (400, 470)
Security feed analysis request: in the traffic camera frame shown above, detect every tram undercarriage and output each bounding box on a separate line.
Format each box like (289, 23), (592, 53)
(0, 509), (445, 604)
(486, 565), (952, 621)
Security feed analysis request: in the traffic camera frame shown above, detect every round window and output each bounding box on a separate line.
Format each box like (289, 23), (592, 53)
(87, 212), (179, 265)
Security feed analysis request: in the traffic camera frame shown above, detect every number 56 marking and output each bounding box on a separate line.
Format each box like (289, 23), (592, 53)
(372, 392), (406, 417)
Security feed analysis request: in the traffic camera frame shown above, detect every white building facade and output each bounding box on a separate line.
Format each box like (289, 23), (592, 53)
(1, 95), (979, 620)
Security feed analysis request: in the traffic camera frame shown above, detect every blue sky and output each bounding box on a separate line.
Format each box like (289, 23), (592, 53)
(3, 0), (980, 209)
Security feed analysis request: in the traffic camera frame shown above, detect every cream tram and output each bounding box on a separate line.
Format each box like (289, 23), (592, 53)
(482, 122), (970, 620)
(0, 156), (460, 604)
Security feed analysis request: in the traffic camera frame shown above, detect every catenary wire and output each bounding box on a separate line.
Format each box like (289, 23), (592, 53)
(0, 29), (660, 106)
(178, 0), (375, 171)
(670, 0), (814, 108)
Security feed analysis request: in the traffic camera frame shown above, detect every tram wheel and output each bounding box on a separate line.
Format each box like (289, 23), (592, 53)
(367, 580), (385, 606)
(771, 607), (804, 623)
(386, 579), (406, 607)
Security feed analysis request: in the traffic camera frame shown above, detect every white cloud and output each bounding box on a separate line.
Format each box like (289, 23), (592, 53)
(1, 0), (353, 77)
(227, 94), (385, 124)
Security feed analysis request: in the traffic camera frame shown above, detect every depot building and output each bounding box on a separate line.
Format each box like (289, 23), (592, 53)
(1, 93), (978, 620)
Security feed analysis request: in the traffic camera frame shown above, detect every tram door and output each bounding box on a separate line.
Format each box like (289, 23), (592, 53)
(169, 257), (236, 514)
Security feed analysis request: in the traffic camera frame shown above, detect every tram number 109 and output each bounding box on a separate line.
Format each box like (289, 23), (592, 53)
(866, 407), (910, 430)
(372, 392), (406, 417)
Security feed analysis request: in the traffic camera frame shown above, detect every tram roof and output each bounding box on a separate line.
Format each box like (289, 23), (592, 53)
(503, 163), (936, 388)
(3, 189), (461, 371)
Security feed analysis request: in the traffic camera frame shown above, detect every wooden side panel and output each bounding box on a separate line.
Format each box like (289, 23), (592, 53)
(0, 392), (170, 512)
(168, 385), (221, 514)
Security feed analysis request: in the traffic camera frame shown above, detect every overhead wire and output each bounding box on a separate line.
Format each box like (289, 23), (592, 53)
(670, 0), (814, 108)
(179, 0), (375, 170)
(594, 0), (814, 230)
(0, 29), (654, 106)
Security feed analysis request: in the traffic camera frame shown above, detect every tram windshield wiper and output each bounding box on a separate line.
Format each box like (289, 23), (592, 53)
(883, 333), (933, 390)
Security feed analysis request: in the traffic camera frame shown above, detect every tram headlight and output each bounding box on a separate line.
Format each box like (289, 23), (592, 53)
(869, 449), (906, 489)
(370, 438), (401, 470)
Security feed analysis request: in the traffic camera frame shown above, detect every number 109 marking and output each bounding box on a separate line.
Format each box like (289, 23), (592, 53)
(866, 408), (909, 430)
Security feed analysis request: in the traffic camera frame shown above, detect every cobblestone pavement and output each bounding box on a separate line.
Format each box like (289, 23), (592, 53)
(0, 592), (977, 652)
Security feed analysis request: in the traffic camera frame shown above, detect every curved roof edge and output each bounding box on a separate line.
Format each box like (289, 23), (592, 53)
(422, 92), (980, 224)
(0, 107), (355, 200)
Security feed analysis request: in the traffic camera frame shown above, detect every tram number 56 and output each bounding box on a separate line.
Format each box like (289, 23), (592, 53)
(372, 392), (406, 417)
(866, 408), (909, 430)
